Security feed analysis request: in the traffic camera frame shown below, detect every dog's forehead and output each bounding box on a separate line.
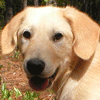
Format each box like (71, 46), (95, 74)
(20, 7), (72, 36)
(24, 7), (63, 26)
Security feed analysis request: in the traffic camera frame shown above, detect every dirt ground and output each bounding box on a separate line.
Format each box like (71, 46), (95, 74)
(0, 30), (56, 100)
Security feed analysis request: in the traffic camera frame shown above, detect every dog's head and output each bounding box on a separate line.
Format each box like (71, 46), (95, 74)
(1, 6), (100, 91)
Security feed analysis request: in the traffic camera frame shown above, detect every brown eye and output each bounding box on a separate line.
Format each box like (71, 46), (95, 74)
(53, 33), (63, 42)
(23, 31), (31, 39)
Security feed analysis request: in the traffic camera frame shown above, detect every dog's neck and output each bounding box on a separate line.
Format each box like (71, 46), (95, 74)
(55, 48), (99, 99)
(53, 52), (79, 99)
(54, 43), (100, 100)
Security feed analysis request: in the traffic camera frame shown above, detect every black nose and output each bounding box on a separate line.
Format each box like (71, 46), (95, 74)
(26, 59), (45, 75)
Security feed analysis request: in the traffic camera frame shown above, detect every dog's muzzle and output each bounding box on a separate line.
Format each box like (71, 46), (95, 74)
(24, 58), (59, 91)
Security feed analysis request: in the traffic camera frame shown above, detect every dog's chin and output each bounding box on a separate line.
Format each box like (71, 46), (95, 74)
(29, 68), (59, 91)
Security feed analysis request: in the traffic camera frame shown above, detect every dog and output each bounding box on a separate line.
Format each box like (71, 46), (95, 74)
(1, 6), (100, 100)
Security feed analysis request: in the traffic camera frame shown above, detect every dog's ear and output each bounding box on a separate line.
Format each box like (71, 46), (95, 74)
(64, 6), (100, 60)
(1, 9), (26, 54)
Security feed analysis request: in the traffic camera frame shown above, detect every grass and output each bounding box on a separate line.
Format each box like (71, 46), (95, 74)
(0, 65), (3, 69)
(1, 83), (40, 100)
(1, 83), (13, 100)
(1, 83), (56, 100)
(14, 50), (20, 59)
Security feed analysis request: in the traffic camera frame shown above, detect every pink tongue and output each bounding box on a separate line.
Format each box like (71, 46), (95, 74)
(29, 76), (49, 91)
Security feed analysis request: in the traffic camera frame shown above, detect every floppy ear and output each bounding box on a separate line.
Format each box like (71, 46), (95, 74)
(64, 6), (100, 60)
(1, 9), (26, 54)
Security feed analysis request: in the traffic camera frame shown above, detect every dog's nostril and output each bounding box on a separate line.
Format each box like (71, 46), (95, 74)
(27, 59), (45, 75)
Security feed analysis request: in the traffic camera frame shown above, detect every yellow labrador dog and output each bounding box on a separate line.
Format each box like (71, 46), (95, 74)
(1, 6), (100, 100)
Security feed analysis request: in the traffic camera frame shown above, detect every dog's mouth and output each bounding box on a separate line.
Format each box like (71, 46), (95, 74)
(29, 68), (59, 91)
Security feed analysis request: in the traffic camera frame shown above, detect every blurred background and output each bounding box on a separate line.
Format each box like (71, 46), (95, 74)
(0, 0), (100, 27)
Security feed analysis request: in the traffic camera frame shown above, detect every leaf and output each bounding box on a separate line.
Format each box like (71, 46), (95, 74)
(0, 65), (3, 69)
(14, 50), (20, 59)
(23, 91), (34, 100)
(1, 83), (12, 99)
(23, 91), (40, 100)
(33, 92), (40, 98)
(44, 0), (49, 2)
(14, 87), (22, 98)
(48, 89), (55, 94)
(2, 83), (6, 92)
(8, 97), (13, 100)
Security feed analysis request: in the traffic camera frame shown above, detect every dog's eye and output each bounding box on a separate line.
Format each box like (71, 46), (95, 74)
(23, 31), (31, 39)
(53, 33), (63, 42)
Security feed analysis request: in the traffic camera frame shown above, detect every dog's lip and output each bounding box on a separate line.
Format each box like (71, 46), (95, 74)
(28, 67), (59, 91)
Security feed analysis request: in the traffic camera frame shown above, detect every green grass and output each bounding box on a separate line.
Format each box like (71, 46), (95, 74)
(1, 83), (40, 100)
(14, 50), (20, 59)
(22, 91), (40, 100)
(0, 65), (3, 69)
(1, 83), (13, 100)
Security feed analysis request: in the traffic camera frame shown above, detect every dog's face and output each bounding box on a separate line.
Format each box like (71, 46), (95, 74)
(1, 6), (99, 91)
(17, 7), (73, 90)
